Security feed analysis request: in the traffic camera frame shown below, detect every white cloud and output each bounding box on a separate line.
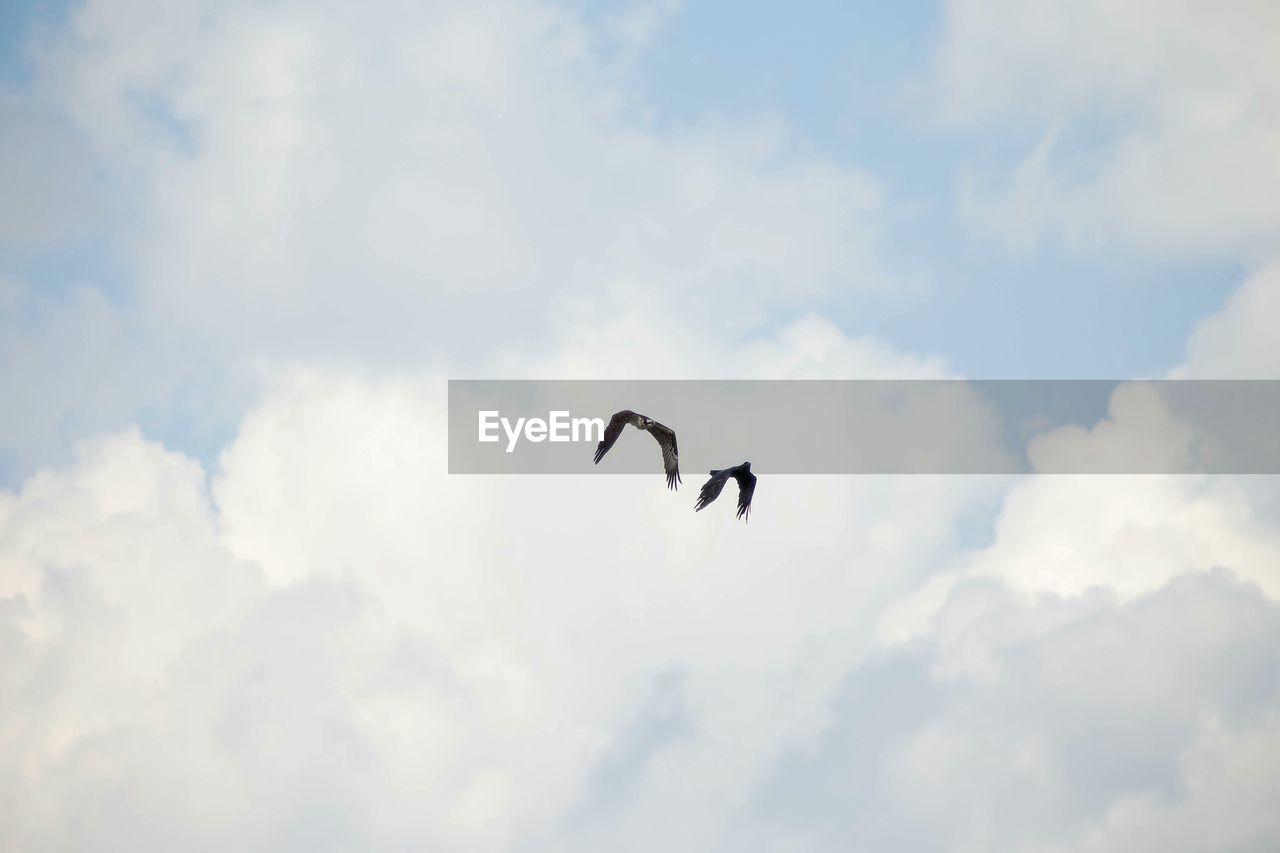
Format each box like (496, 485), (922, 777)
(1, 368), (994, 851)
(3, 1), (1279, 849)
(755, 570), (1280, 853)
(1042, 714), (1280, 853)
(522, 312), (952, 379)
(603, 0), (687, 49)
(861, 379), (1280, 847)
(0, 0), (915, 476)
(1025, 383), (1195, 475)
(6, 363), (1277, 850)
(33, 0), (891, 367)
(1176, 261), (1280, 377)
(876, 379), (1280, 649)
(938, 0), (1280, 260)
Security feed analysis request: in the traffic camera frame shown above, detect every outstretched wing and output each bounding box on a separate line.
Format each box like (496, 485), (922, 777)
(646, 421), (681, 489)
(593, 410), (634, 465)
(694, 469), (730, 512)
(731, 466), (757, 522)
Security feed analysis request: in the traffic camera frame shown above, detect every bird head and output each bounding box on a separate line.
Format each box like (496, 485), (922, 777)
(741, 461), (751, 471)
(641, 417), (654, 429)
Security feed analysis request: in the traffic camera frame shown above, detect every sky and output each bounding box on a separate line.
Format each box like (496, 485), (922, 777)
(1, 1), (1279, 851)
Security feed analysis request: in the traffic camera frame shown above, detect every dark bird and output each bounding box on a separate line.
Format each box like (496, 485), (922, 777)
(694, 462), (756, 521)
(593, 410), (681, 489)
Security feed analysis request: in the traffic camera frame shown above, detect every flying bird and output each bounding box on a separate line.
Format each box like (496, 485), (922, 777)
(593, 410), (681, 489)
(694, 462), (756, 521)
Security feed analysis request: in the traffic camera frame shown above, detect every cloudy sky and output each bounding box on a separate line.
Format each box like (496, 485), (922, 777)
(2, 1), (1278, 850)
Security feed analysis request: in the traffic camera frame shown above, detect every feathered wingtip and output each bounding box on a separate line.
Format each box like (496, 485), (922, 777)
(693, 479), (719, 512)
(693, 487), (710, 512)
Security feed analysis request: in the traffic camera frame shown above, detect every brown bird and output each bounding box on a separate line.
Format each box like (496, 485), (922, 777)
(593, 410), (681, 489)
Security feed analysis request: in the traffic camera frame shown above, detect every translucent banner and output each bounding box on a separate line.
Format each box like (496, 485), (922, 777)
(447, 380), (1280, 475)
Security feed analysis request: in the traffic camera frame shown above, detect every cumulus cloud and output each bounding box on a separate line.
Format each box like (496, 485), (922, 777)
(5, 363), (1278, 851)
(859, 371), (1280, 852)
(522, 313), (953, 379)
(1176, 262), (1280, 377)
(0, 0), (917, 476)
(876, 378), (1280, 648)
(3, 1), (1279, 850)
(33, 0), (891, 363)
(753, 571), (1280, 853)
(1, 370), (993, 851)
(937, 0), (1280, 260)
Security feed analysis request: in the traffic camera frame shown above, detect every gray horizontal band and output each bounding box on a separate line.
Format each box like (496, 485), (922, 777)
(448, 380), (1280, 475)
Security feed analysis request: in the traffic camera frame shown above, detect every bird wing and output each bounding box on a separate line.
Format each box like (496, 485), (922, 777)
(694, 469), (730, 512)
(593, 410), (634, 465)
(732, 467), (757, 522)
(646, 420), (681, 489)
